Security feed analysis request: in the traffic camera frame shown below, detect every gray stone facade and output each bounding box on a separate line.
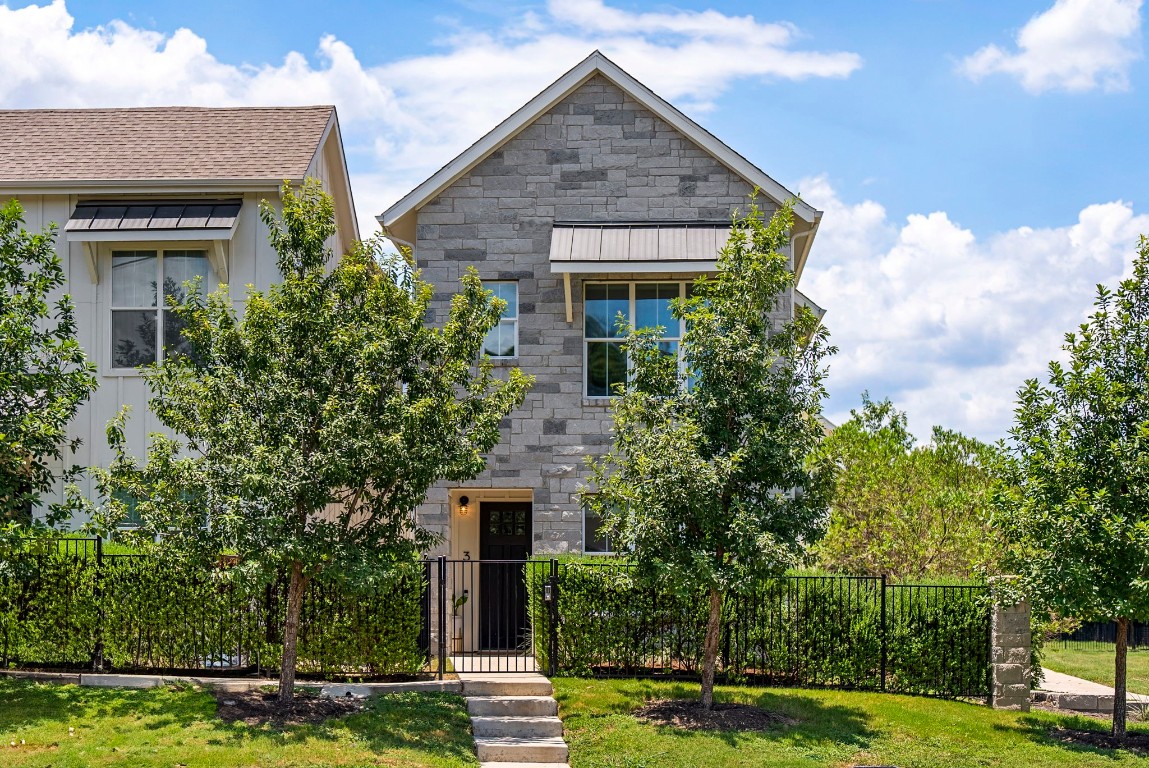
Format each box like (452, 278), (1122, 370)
(412, 74), (790, 555)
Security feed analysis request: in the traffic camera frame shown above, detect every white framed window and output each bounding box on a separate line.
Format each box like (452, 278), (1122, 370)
(583, 502), (615, 554)
(482, 281), (518, 358)
(110, 248), (211, 369)
(584, 281), (688, 397)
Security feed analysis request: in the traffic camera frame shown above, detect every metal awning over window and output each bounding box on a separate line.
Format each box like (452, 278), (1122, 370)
(64, 200), (240, 285)
(548, 221), (731, 274)
(64, 200), (242, 242)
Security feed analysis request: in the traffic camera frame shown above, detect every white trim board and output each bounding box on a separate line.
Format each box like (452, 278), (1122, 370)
(550, 260), (717, 274)
(65, 227), (237, 243)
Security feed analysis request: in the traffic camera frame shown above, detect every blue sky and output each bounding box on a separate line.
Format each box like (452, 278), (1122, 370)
(2, 0), (1146, 441)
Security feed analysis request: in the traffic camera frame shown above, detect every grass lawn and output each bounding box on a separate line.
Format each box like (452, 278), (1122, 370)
(1044, 644), (1149, 694)
(554, 677), (1149, 767)
(0, 679), (479, 767)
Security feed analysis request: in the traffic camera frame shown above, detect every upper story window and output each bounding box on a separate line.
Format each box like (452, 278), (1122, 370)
(584, 282), (689, 397)
(482, 281), (518, 358)
(111, 249), (210, 368)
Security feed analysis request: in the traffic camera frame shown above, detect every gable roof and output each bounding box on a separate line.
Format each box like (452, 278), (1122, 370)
(0, 105), (336, 185)
(380, 51), (821, 270)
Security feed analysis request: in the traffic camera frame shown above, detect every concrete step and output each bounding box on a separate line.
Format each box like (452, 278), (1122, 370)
(471, 715), (564, 738)
(463, 679), (554, 697)
(474, 736), (568, 764)
(478, 763), (569, 768)
(467, 695), (558, 718)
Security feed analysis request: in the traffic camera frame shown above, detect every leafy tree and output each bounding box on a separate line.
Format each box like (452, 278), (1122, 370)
(585, 200), (834, 709)
(94, 180), (531, 701)
(993, 236), (1149, 738)
(0, 199), (97, 528)
(813, 394), (999, 580)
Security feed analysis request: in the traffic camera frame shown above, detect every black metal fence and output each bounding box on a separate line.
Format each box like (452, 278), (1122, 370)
(1, 539), (991, 698)
(1055, 621), (1149, 651)
(523, 562), (991, 699)
(0, 538), (427, 677)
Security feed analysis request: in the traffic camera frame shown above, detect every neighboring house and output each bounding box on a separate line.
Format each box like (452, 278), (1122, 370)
(382, 51), (826, 582)
(0, 105), (357, 523)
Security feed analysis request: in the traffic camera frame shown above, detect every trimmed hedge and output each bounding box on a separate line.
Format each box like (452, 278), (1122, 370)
(528, 560), (989, 698)
(0, 539), (425, 677)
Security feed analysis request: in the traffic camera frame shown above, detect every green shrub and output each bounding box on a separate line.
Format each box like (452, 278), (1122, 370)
(0, 539), (98, 666)
(0, 539), (425, 677)
(885, 585), (990, 696)
(531, 560), (987, 698)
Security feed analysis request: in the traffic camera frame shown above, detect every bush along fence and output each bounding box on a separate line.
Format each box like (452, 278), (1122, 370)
(526, 561), (993, 700)
(0, 537), (428, 678)
(2, 539), (1003, 700)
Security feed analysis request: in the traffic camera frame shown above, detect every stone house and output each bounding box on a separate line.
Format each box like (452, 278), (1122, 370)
(381, 51), (826, 580)
(0, 106), (357, 523)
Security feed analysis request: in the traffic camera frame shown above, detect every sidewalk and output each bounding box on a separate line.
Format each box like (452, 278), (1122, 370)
(1033, 668), (1149, 714)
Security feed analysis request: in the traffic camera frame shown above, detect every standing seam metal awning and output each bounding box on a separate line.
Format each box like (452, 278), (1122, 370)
(64, 200), (242, 239)
(549, 221), (731, 324)
(548, 221), (732, 273)
(63, 200), (241, 285)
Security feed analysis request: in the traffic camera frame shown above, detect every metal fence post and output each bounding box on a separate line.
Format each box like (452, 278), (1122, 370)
(880, 574), (887, 693)
(548, 558), (559, 678)
(437, 556), (447, 681)
(90, 537), (105, 672)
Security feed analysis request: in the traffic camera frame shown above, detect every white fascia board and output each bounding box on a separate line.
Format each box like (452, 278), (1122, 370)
(793, 212), (821, 284)
(379, 50), (817, 231)
(326, 114), (361, 242)
(550, 260), (717, 274)
(0, 179), (291, 196)
(65, 227), (237, 243)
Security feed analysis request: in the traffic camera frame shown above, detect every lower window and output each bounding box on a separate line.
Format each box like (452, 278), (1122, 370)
(583, 504), (614, 554)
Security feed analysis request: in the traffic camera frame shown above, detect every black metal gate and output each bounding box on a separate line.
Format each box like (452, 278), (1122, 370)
(426, 557), (556, 674)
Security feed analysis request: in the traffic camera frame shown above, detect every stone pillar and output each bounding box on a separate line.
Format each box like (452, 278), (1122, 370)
(990, 579), (1032, 710)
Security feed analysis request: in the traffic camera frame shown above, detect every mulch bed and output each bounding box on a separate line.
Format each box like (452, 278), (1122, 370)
(634, 699), (795, 731)
(1045, 725), (1149, 753)
(213, 689), (364, 727)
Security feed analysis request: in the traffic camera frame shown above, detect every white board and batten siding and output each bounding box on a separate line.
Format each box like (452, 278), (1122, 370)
(3, 194), (286, 524)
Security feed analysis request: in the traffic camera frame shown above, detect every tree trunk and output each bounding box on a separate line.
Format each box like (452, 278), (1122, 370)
(1114, 617), (1129, 739)
(699, 586), (724, 710)
(278, 559), (307, 704)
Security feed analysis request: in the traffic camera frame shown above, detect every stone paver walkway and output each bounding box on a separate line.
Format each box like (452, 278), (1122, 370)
(1034, 668), (1149, 714)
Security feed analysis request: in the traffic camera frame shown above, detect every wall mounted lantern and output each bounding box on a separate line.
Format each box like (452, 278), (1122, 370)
(458, 495), (471, 517)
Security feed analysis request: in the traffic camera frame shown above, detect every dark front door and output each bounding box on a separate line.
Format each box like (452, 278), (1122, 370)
(479, 501), (532, 650)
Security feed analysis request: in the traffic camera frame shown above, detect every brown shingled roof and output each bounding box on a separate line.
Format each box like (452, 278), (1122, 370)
(0, 106), (334, 183)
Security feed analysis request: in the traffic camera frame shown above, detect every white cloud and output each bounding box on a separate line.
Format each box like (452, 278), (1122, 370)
(959, 0), (1143, 93)
(801, 175), (1149, 440)
(0, 0), (862, 233)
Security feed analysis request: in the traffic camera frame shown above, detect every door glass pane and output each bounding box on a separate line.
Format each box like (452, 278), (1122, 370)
(163, 251), (210, 305)
(112, 310), (157, 367)
(584, 284), (629, 339)
(111, 252), (157, 307)
(587, 341), (626, 397)
(635, 283), (679, 337)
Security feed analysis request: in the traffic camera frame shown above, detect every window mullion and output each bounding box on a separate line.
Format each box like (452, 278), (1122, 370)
(156, 251), (164, 362)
